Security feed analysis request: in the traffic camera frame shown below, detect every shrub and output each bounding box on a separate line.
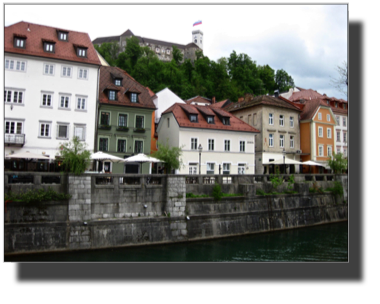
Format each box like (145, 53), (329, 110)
(5, 187), (71, 204)
(287, 174), (295, 191)
(212, 183), (223, 201)
(256, 188), (267, 196)
(59, 136), (91, 175)
(331, 181), (344, 197)
(269, 167), (283, 191)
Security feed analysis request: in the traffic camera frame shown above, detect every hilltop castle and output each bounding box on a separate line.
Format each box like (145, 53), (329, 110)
(92, 29), (204, 63)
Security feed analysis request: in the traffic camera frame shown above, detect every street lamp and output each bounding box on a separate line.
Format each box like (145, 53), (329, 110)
(283, 148), (286, 174)
(198, 144), (203, 175)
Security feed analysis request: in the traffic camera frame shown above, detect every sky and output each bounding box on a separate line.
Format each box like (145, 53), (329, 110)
(4, 3), (348, 100)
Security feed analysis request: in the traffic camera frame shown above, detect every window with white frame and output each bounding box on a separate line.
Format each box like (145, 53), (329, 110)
(44, 42), (55, 53)
(336, 115), (340, 126)
(39, 122), (51, 138)
(118, 114), (128, 127)
(109, 90), (116, 101)
(279, 135), (284, 148)
(327, 128), (332, 138)
(74, 124), (86, 141)
(318, 145), (323, 156)
(279, 115), (284, 126)
(59, 94), (70, 109)
(318, 127), (323, 137)
(224, 140), (230, 151)
(134, 140), (144, 154)
(78, 68), (88, 79)
(14, 37), (26, 48)
(131, 93), (138, 103)
(135, 115), (144, 128)
(223, 163), (230, 175)
(100, 112), (110, 125)
(115, 79), (122, 86)
(4, 89), (24, 104)
(76, 96), (87, 110)
(56, 123), (69, 140)
(337, 146), (341, 154)
(290, 116), (294, 128)
(337, 130), (341, 142)
(240, 141), (245, 152)
(327, 114), (330, 122)
(327, 145), (332, 157)
(77, 48), (87, 57)
(343, 117), (347, 127)
(208, 139), (214, 151)
(58, 32), (68, 41)
(238, 164), (245, 174)
(343, 131), (347, 143)
(269, 134), (274, 147)
(191, 138), (198, 150)
(189, 163), (198, 175)
(190, 114), (198, 122)
(318, 112), (322, 120)
(206, 163), (215, 174)
(117, 139), (126, 152)
(61, 66), (72, 77)
(343, 147), (347, 157)
(99, 137), (108, 151)
(269, 113), (273, 125)
(5, 120), (23, 134)
(41, 92), (53, 107)
(5, 59), (26, 72)
(290, 136), (294, 148)
(44, 63), (54, 75)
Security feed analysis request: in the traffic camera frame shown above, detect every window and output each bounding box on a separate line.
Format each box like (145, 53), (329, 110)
(4, 89), (24, 104)
(327, 128), (332, 138)
(253, 113), (257, 126)
(115, 79), (121, 86)
(343, 117), (347, 127)
(206, 163), (215, 174)
(44, 63), (54, 75)
(318, 127), (323, 137)
(279, 135), (284, 148)
(189, 163), (197, 175)
(238, 164), (245, 174)
(39, 122), (51, 138)
(41, 93), (53, 107)
(117, 139), (126, 152)
(44, 42), (55, 53)
(336, 115), (340, 126)
(335, 102), (338, 108)
(343, 147), (347, 157)
(318, 145), (323, 156)
(222, 163), (230, 175)
(327, 114), (330, 122)
(100, 112), (110, 125)
(269, 113), (273, 125)
(290, 136), (294, 148)
(134, 140), (144, 153)
(337, 131), (341, 142)
(5, 120), (23, 134)
(74, 124), (86, 141)
(222, 117), (230, 125)
(343, 131), (347, 143)
(207, 116), (214, 124)
(59, 94), (70, 109)
(109, 90), (116, 101)
(61, 66), (72, 77)
(190, 114), (198, 122)
(318, 112), (322, 120)
(56, 123), (69, 139)
(167, 118), (170, 128)
(326, 100), (330, 105)
(118, 114), (128, 127)
(337, 146), (341, 154)
(343, 104), (346, 109)
(224, 140), (230, 151)
(99, 138), (108, 151)
(14, 37), (26, 48)
(58, 32), (68, 41)
(76, 96), (87, 110)
(131, 93), (138, 103)
(166, 49), (170, 55)
(248, 115), (252, 126)
(156, 47), (160, 53)
(290, 116), (294, 128)
(5, 59), (26, 71)
(269, 134), (274, 147)
(208, 139), (214, 151)
(78, 68), (88, 79)
(279, 115), (284, 126)
(135, 115), (144, 128)
(327, 146), (332, 157)
(240, 141), (245, 152)
(191, 138), (198, 150)
(77, 48), (87, 57)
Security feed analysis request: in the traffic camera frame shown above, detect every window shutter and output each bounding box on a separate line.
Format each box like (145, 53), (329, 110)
(56, 125), (59, 138)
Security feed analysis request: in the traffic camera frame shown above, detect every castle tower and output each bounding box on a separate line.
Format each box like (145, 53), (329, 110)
(192, 29), (203, 50)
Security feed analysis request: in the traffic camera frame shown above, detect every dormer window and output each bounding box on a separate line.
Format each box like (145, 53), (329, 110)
(130, 93), (138, 103)
(109, 90), (116, 101)
(343, 104), (346, 109)
(207, 116), (214, 124)
(326, 100), (329, 105)
(189, 114), (198, 122)
(78, 48), (87, 57)
(335, 102), (338, 107)
(58, 31), (68, 41)
(222, 117), (230, 125)
(43, 41), (55, 53)
(115, 79), (122, 86)
(14, 37), (26, 49)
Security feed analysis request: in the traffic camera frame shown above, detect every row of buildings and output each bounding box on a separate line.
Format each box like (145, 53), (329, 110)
(4, 21), (348, 175)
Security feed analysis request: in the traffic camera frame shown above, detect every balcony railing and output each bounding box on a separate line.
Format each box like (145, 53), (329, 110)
(5, 134), (25, 146)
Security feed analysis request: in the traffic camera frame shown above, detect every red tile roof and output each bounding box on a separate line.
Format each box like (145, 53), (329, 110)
(288, 89), (324, 101)
(186, 96), (212, 105)
(5, 21), (101, 66)
(163, 103), (259, 133)
(299, 98), (332, 120)
(99, 66), (156, 109)
(210, 99), (231, 109)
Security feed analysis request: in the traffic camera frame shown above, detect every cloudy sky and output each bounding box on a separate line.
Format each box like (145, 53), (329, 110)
(4, 3), (348, 99)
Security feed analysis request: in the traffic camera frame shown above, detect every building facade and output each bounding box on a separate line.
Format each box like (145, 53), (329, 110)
(4, 21), (101, 170)
(157, 103), (259, 175)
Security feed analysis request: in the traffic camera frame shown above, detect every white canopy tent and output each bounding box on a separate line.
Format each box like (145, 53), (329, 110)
(124, 153), (162, 174)
(263, 158), (303, 165)
(90, 151), (125, 173)
(6, 151), (51, 160)
(302, 160), (327, 167)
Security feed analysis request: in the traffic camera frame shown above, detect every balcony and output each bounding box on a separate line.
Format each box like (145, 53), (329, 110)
(5, 134), (25, 146)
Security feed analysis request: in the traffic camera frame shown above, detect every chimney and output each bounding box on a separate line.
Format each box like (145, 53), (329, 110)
(274, 90), (279, 98)
(212, 96), (215, 104)
(238, 97), (244, 103)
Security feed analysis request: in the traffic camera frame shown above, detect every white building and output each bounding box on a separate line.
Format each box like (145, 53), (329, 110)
(4, 21), (101, 165)
(157, 103), (259, 175)
(154, 87), (186, 124)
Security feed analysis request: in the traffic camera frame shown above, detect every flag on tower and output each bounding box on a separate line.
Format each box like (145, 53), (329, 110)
(193, 20), (202, 26)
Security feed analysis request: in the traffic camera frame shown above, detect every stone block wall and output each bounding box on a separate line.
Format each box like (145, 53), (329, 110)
(68, 175), (91, 222)
(165, 176), (186, 217)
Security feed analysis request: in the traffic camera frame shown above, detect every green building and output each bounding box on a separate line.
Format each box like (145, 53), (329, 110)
(96, 66), (156, 174)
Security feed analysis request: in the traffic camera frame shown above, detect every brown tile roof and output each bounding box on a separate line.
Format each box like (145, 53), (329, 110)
(210, 99), (231, 109)
(186, 96), (212, 105)
(163, 103), (260, 133)
(5, 21), (101, 66)
(288, 89), (324, 101)
(146, 87), (157, 99)
(99, 66), (156, 109)
(299, 98), (332, 120)
(225, 95), (301, 113)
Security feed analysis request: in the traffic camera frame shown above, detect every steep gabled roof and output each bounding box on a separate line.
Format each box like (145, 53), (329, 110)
(299, 98), (331, 121)
(186, 95), (212, 105)
(288, 89), (324, 101)
(210, 99), (231, 109)
(5, 21), (101, 66)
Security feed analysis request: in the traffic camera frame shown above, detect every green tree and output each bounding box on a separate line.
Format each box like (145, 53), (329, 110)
(124, 36), (143, 69)
(328, 152), (348, 174)
(59, 136), (91, 175)
(172, 45), (183, 65)
(275, 69), (295, 92)
(94, 41), (120, 66)
(152, 142), (183, 174)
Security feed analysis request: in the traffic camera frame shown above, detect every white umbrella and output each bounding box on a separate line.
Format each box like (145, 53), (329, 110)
(302, 160), (326, 167)
(90, 151), (125, 173)
(263, 158), (303, 165)
(124, 153), (163, 174)
(6, 151), (51, 160)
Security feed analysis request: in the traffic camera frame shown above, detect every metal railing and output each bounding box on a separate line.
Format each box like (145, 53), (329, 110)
(4, 134), (25, 145)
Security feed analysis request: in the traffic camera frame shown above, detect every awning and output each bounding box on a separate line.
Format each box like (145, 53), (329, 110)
(302, 160), (327, 168)
(5, 151), (51, 160)
(263, 158), (303, 165)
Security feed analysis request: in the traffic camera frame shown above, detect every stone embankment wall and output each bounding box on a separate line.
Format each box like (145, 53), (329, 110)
(4, 173), (348, 255)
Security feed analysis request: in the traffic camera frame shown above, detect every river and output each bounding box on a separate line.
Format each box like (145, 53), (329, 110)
(6, 221), (348, 262)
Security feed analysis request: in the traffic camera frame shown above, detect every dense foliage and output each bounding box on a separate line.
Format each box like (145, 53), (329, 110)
(59, 136), (91, 175)
(5, 187), (71, 203)
(152, 142), (183, 174)
(95, 38), (295, 101)
(328, 152), (348, 174)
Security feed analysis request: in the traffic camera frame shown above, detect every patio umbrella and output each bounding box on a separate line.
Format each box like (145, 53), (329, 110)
(90, 151), (125, 173)
(302, 160), (326, 167)
(123, 153), (163, 174)
(6, 151), (51, 160)
(263, 158), (303, 165)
